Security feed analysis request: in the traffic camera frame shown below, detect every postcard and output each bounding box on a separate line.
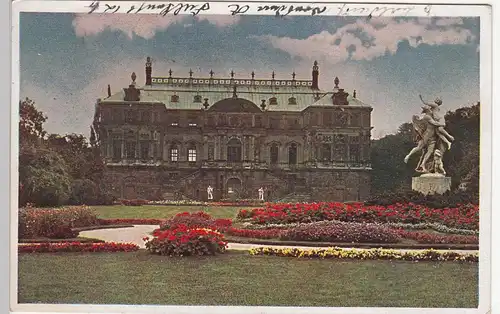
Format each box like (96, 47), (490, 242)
(10, 1), (493, 313)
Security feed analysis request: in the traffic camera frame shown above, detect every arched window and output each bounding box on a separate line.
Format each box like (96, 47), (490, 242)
(270, 143), (279, 164)
(288, 143), (297, 165)
(187, 143), (197, 162)
(321, 144), (331, 161)
(170, 144), (179, 162)
(227, 138), (242, 162)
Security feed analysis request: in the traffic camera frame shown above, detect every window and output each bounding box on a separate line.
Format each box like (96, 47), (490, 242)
(112, 140), (122, 160)
(126, 142), (136, 159)
(288, 143), (297, 165)
(208, 144), (214, 161)
(141, 111), (151, 123)
(288, 97), (297, 105)
(188, 147), (197, 162)
(194, 95), (202, 103)
(170, 147), (178, 162)
(269, 97), (278, 105)
(349, 144), (360, 162)
(140, 142), (149, 160)
(269, 117), (280, 129)
(323, 112), (332, 126)
(321, 144), (331, 161)
(333, 145), (346, 161)
(270, 144), (279, 164)
(171, 95), (179, 103)
(254, 115), (262, 128)
(227, 138), (242, 162)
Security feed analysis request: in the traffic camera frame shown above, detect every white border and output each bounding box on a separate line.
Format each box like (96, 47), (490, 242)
(9, 1), (495, 314)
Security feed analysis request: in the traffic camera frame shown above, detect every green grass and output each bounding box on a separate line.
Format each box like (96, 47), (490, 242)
(18, 250), (478, 307)
(91, 205), (253, 219)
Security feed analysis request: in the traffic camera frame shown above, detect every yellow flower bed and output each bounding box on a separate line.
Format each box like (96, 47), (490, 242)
(248, 247), (478, 262)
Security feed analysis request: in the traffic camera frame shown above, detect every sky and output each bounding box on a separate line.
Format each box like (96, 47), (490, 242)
(19, 13), (480, 139)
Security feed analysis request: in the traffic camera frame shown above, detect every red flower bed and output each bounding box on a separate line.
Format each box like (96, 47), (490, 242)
(98, 218), (166, 225)
(18, 242), (139, 253)
(395, 230), (479, 244)
(279, 221), (401, 243)
(226, 227), (283, 239)
(145, 224), (227, 256)
(237, 202), (479, 230)
(158, 212), (232, 231)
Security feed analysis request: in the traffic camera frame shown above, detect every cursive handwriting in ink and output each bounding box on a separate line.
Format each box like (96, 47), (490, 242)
(103, 3), (121, 13)
(87, 1), (100, 14)
(123, 2), (210, 16)
(228, 4), (250, 15)
(257, 4), (327, 16)
(337, 4), (416, 17)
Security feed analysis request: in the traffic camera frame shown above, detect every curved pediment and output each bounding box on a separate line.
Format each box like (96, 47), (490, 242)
(209, 98), (262, 113)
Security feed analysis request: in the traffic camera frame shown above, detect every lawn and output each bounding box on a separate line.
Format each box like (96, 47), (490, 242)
(18, 251), (478, 308)
(91, 205), (253, 219)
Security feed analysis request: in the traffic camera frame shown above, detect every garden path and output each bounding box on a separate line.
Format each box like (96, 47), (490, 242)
(79, 225), (478, 254)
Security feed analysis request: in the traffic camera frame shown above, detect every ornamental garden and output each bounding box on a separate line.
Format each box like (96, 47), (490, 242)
(17, 99), (480, 308)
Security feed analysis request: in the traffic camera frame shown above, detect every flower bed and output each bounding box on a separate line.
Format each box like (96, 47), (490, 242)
(18, 242), (139, 253)
(279, 221), (401, 243)
(145, 225), (227, 256)
(395, 230), (479, 244)
(249, 247), (478, 262)
(240, 221), (479, 235)
(237, 202), (478, 231)
(226, 227), (283, 239)
(158, 212), (232, 231)
(19, 206), (99, 239)
(147, 200), (263, 206)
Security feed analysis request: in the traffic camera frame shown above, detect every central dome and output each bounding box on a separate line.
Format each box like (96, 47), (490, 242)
(209, 98), (261, 113)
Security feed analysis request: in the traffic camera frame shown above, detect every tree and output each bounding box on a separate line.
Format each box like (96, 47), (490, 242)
(19, 146), (72, 207)
(19, 97), (47, 146)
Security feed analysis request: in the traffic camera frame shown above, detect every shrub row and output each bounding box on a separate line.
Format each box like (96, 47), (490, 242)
(19, 206), (99, 239)
(249, 247), (478, 262)
(18, 242), (139, 253)
(365, 190), (479, 208)
(279, 221), (401, 243)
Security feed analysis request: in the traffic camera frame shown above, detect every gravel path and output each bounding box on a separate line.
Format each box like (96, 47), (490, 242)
(79, 225), (478, 254)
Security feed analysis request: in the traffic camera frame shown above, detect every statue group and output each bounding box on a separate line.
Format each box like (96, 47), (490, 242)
(404, 95), (454, 176)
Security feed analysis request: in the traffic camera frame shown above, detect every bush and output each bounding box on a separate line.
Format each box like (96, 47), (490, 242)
(145, 225), (227, 256)
(18, 206), (99, 239)
(279, 221), (401, 244)
(365, 190), (478, 208)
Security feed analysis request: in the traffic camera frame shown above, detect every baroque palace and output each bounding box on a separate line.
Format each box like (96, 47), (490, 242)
(92, 57), (373, 202)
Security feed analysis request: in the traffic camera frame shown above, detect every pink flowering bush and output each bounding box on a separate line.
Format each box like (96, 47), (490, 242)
(279, 221), (401, 243)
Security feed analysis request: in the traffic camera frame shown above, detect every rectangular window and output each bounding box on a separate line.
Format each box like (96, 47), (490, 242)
(170, 148), (178, 162)
(188, 149), (197, 162)
(126, 142), (136, 159)
(254, 116), (262, 128)
(140, 142), (149, 160)
(112, 141), (122, 160)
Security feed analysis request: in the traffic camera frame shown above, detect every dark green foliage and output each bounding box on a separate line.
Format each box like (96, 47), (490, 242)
(365, 189), (478, 208)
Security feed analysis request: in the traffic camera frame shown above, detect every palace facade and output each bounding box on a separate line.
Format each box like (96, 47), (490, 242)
(92, 58), (373, 202)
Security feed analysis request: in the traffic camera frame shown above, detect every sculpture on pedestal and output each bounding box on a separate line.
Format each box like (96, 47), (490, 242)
(207, 185), (213, 200)
(258, 187), (265, 201)
(404, 95), (454, 194)
(404, 95), (454, 175)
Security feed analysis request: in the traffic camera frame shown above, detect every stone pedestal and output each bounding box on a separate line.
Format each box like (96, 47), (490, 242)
(412, 174), (451, 195)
